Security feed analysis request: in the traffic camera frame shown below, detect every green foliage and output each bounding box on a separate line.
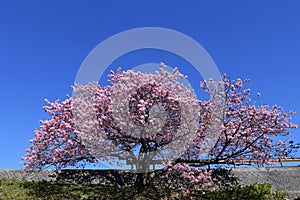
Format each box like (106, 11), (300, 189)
(201, 183), (288, 200)
(0, 179), (288, 200)
(0, 178), (172, 199)
(0, 179), (30, 199)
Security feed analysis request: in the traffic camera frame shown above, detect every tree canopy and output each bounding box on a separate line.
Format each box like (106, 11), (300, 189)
(22, 64), (299, 189)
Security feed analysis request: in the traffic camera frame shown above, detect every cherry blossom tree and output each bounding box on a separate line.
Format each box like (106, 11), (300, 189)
(22, 64), (299, 191)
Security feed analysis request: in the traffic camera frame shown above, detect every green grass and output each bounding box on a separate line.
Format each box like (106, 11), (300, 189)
(0, 179), (288, 200)
(0, 179), (174, 200)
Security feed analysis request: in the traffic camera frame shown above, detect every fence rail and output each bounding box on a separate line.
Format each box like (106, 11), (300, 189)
(126, 157), (300, 168)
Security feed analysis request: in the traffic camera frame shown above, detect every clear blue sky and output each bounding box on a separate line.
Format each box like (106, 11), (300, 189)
(1, 1), (300, 169)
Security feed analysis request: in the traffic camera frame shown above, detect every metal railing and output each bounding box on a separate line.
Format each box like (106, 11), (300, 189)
(126, 158), (300, 169)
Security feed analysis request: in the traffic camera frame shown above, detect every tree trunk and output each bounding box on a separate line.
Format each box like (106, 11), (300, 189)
(134, 173), (148, 189)
(134, 171), (155, 190)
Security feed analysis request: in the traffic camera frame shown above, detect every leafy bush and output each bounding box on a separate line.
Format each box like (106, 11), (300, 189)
(0, 179), (288, 200)
(201, 183), (288, 200)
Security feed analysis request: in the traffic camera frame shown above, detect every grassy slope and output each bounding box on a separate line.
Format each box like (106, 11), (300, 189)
(0, 179), (174, 200)
(0, 179), (288, 200)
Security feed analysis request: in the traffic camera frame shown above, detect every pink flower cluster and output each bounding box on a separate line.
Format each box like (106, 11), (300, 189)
(187, 74), (299, 166)
(21, 98), (96, 169)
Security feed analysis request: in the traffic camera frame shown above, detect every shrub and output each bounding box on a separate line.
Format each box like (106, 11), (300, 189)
(201, 183), (288, 200)
(0, 179), (288, 200)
